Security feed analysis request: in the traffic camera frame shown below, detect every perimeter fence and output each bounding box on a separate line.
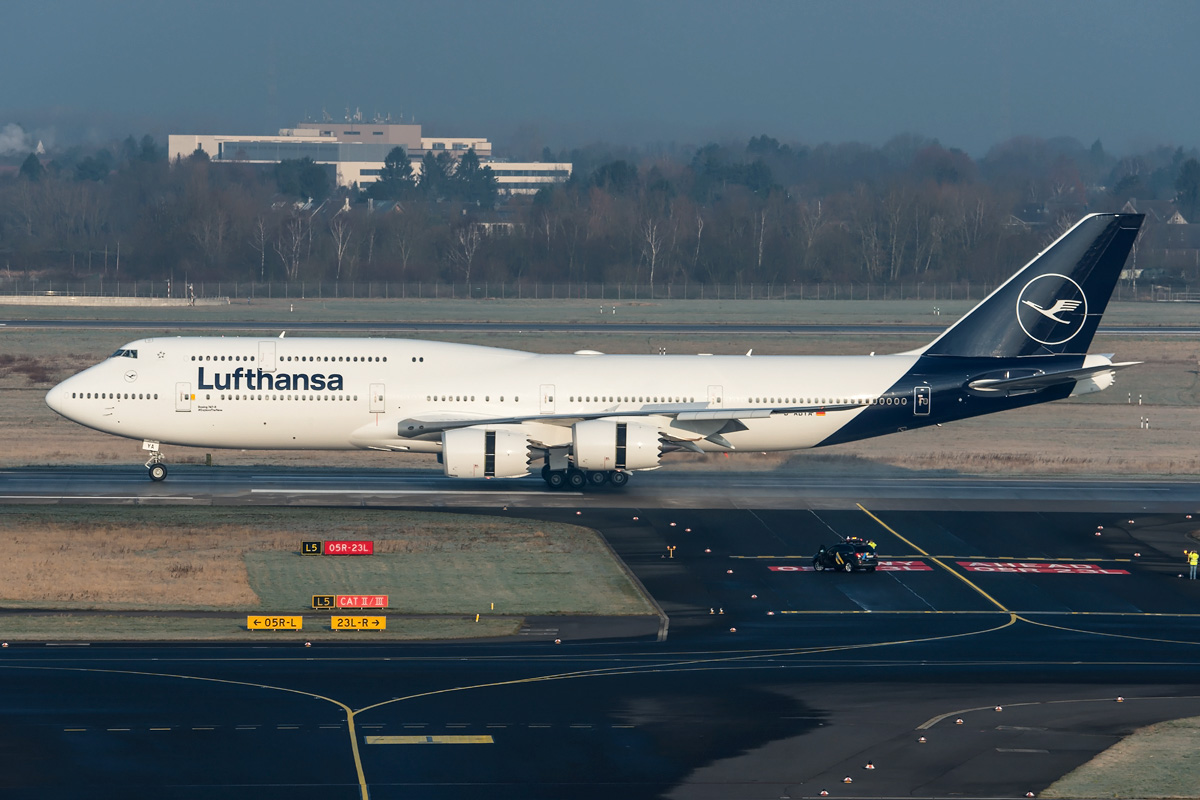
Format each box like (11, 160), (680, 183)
(0, 280), (1186, 302)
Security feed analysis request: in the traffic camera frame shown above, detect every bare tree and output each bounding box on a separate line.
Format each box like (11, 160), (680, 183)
(191, 207), (229, 270)
(640, 217), (663, 288)
(753, 208), (768, 274)
(449, 225), (482, 283)
(250, 216), (268, 281)
(329, 214), (353, 280)
(394, 227), (414, 278)
(272, 214), (306, 280)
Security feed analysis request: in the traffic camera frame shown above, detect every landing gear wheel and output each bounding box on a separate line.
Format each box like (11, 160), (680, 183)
(587, 470), (609, 487)
(148, 463), (168, 482)
(566, 469), (587, 490)
(609, 471), (630, 488)
(545, 470), (567, 490)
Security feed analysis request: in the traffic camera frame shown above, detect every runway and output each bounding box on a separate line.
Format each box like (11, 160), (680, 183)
(6, 465), (1200, 512)
(3, 467), (1200, 798)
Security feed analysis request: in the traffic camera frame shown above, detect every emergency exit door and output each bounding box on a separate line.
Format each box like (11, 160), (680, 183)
(913, 385), (931, 416)
(176, 382), (192, 412)
(370, 383), (386, 413)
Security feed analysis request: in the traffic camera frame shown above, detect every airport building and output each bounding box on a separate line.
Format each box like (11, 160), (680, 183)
(167, 119), (570, 196)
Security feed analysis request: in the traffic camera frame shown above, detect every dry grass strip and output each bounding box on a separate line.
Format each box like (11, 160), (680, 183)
(1042, 715), (1200, 798)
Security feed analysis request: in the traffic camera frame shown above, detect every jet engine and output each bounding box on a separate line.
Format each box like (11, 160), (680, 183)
(442, 426), (533, 478)
(572, 420), (663, 471)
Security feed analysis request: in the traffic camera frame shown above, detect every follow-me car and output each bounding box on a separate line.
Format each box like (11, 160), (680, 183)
(45, 214), (1143, 488)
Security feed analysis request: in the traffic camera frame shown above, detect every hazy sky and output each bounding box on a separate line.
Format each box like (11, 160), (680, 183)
(3, 0), (1197, 156)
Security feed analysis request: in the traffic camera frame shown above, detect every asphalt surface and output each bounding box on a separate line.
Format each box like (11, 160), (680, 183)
(3, 318), (1198, 336)
(3, 467), (1200, 798)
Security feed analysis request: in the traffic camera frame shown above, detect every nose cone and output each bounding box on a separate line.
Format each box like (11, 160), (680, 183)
(46, 382), (66, 416)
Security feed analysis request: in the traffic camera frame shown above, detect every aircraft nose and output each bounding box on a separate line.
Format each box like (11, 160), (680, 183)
(46, 381), (66, 415)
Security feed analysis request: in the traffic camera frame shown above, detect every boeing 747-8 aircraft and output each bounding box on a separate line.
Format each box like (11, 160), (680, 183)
(46, 213), (1143, 489)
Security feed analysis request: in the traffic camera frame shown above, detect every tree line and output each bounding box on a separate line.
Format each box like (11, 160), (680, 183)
(2, 131), (1199, 288)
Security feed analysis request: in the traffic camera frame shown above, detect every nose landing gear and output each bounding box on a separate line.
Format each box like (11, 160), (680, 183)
(145, 453), (168, 482)
(143, 440), (167, 481)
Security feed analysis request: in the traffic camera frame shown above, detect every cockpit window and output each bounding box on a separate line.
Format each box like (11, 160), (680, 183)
(110, 349), (138, 359)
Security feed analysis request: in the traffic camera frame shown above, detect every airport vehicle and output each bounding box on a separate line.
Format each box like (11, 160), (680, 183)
(45, 214), (1143, 489)
(813, 541), (878, 573)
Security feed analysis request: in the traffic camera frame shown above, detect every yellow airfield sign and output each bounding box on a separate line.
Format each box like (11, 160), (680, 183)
(247, 616), (303, 630)
(331, 616), (387, 630)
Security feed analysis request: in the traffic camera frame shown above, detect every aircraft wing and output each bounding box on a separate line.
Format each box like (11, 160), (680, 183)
(395, 401), (867, 440)
(967, 361), (1140, 393)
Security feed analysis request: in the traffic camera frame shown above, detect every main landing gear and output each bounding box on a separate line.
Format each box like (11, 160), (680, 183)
(541, 464), (630, 490)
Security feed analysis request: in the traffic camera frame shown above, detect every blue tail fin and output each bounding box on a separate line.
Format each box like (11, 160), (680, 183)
(922, 213), (1143, 358)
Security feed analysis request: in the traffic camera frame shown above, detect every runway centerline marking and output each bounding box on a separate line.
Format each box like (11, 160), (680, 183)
(857, 503), (1010, 613)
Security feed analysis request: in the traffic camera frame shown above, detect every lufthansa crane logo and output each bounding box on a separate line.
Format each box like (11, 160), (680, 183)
(123, 370), (138, 383)
(1015, 274), (1087, 345)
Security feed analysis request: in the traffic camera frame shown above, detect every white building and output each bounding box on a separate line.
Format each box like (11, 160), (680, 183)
(168, 122), (569, 196)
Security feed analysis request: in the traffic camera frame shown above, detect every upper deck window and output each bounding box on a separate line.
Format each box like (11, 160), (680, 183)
(110, 349), (138, 359)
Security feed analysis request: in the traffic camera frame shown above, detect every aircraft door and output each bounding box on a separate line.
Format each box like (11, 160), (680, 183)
(370, 383), (386, 414)
(176, 382), (192, 412)
(913, 385), (931, 416)
(258, 341), (276, 372)
(540, 384), (555, 414)
(707, 385), (723, 407)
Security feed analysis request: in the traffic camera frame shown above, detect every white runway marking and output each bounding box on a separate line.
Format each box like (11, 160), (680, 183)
(0, 495), (195, 501)
(250, 489), (579, 496)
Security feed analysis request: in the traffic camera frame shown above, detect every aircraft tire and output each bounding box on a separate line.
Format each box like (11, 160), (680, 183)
(545, 470), (567, 490)
(587, 470), (609, 487)
(148, 463), (168, 482)
(609, 471), (630, 488)
(566, 469), (587, 490)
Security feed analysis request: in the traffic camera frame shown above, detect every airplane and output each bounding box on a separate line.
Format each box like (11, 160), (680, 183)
(45, 213), (1143, 490)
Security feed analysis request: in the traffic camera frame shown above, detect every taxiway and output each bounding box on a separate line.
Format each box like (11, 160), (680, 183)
(2, 468), (1200, 799)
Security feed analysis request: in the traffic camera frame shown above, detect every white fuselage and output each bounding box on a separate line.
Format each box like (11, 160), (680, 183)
(46, 336), (918, 456)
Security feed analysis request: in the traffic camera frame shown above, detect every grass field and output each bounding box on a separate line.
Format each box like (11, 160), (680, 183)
(1041, 715), (1200, 799)
(0, 506), (655, 641)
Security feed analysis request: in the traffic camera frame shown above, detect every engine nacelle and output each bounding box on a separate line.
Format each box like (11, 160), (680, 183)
(573, 420), (663, 471)
(442, 427), (532, 478)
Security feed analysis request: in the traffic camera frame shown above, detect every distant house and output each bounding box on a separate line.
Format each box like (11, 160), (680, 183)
(1123, 200), (1200, 282)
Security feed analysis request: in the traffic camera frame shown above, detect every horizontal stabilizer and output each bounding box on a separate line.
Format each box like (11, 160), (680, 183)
(967, 362), (1140, 393)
